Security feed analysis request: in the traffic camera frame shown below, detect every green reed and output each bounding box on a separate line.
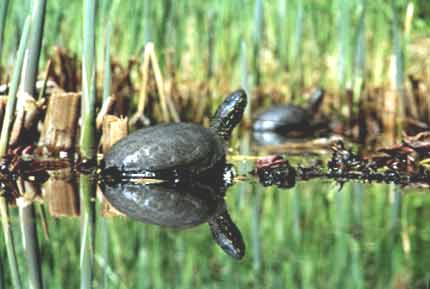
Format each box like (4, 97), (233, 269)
(80, 0), (97, 160)
(0, 14), (31, 289)
(1, 0), (425, 95)
(80, 1), (97, 289)
(18, 2), (47, 289)
(0, 0), (9, 64)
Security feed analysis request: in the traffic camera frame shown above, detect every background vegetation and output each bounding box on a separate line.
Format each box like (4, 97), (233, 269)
(0, 0), (429, 288)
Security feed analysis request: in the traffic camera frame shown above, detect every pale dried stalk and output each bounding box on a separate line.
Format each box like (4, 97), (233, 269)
(100, 115), (128, 153)
(39, 92), (80, 153)
(9, 92), (45, 146)
(96, 96), (115, 130)
(133, 42), (179, 124)
(100, 115), (128, 216)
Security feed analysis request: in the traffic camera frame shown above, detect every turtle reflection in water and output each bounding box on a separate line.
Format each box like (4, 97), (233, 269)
(102, 89), (247, 259)
(252, 88), (327, 145)
(102, 180), (245, 259)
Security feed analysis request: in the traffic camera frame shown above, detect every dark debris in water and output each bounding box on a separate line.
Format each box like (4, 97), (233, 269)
(255, 135), (430, 189)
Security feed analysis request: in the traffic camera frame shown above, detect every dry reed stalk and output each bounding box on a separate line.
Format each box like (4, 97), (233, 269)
(96, 96), (115, 130)
(99, 114), (128, 216)
(382, 55), (400, 146)
(39, 92), (80, 153)
(132, 42), (179, 125)
(9, 90), (45, 146)
(42, 169), (79, 217)
(253, 135), (344, 155)
(100, 115), (128, 153)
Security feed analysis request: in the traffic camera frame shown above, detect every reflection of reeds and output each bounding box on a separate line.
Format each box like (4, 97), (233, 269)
(0, 197), (21, 289)
(0, 16), (31, 289)
(17, 2), (47, 289)
(43, 169), (79, 217)
(80, 1), (97, 289)
(79, 173), (96, 289)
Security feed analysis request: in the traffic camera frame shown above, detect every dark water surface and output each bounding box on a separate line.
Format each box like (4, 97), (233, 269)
(1, 133), (430, 289)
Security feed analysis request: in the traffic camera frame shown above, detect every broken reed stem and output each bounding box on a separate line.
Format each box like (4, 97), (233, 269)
(101, 115), (128, 153)
(39, 92), (80, 153)
(100, 115), (127, 217)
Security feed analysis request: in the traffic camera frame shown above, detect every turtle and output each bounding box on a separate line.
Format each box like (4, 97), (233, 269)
(103, 89), (247, 182)
(102, 180), (245, 259)
(252, 88), (326, 136)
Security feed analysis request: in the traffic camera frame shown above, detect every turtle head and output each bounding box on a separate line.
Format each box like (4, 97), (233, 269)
(306, 87), (325, 115)
(210, 89), (247, 141)
(208, 207), (245, 260)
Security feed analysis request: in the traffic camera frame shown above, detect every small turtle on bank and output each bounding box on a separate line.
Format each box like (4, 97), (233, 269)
(252, 88), (326, 136)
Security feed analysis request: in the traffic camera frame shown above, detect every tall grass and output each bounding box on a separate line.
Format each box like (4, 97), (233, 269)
(2, 0), (424, 97)
(0, 0), (9, 64)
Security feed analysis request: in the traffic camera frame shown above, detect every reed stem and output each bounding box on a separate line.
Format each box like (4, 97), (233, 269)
(17, 2), (47, 289)
(0, 16), (30, 157)
(0, 0), (9, 63)
(102, 20), (112, 103)
(0, 16), (31, 289)
(21, 0), (46, 95)
(80, 0), (97, 160)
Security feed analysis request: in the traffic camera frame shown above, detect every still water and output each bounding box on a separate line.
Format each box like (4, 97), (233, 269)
(1, 133), (430, 289)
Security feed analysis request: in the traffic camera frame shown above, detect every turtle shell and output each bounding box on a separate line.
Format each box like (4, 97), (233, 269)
(103, 181), (223, 228)
(252, 105), (310, 132)
(104, 123), (225, 176)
